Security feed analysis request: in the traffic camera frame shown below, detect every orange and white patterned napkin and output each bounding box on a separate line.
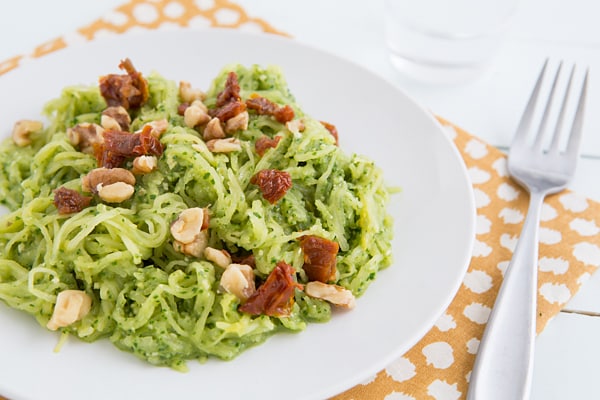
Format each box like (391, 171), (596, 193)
(1, 1), (599, 399)
(334, 119), (600, 399)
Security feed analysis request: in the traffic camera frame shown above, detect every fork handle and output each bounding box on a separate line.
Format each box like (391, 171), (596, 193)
(467, 190), (545, 400)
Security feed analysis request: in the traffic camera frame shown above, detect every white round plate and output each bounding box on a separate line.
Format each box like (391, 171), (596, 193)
(0, 29), (475, 400)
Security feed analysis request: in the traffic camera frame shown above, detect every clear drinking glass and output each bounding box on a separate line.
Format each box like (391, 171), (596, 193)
(385, 0), (519, 84)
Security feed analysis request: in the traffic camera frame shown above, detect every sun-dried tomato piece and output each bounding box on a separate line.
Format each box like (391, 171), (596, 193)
(250, 169), (292, 204)
(216, 72), (241, 107)
(132, 125), (164, 156)
(273, 105), (295, 123)
(99, 58), (149, 110)
(94, 144), (126, 169)
(209, 100), (247, 122)
(246, 96), (295, 123)
(239, 261), (302, 317)
(95, 126), (164, 168)
(206, 71), (246, 123)
(53, 187), (92, 214)
(320, 121), (339, 146)
(299, 235), (339, 283)
(255, 135), (282, 157)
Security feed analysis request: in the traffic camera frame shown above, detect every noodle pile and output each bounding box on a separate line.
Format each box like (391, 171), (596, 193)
(0, 64), (393, 370)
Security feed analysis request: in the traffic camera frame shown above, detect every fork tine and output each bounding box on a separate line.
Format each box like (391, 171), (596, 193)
(565, 68), (589, 157)
(512, 59), (549, 148)
(548, 65), (576, 154)
(533, 61), (563, 150)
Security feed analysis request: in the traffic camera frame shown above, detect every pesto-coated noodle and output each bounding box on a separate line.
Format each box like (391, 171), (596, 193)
(0, 64), (393, 370)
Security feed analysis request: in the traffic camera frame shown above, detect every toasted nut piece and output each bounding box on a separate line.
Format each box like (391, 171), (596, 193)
(101, 106), (131, 131)
(179, 81), (206, 103)
(82, 167), (136, 193)
(12, 120), (43, 147)
(200, 207), (210, 230)
(97, 182), (135, 203)
(101, 115), (121, 131)
(203, 117), (226, 140)
(173, 230), (208, 257)
(184, 230), (209, 257)
(206, 137), (241, 153)
(225, 111), (249, 134)
(67, 123), (104, 154)
(191, 143), (207, 153)
(305, 281), (356, 309)
(132, 155), (158, 174)
(184, 104), (210, 128)
(172, 241), (184, 253)
(47, 290), (92, 331)
(220, 263), (255, 301)
(204, 247), (232, 268)
(147, 119), (169, 137)
(286, 119), (305, 136)
(134, 119), (169, 137)
(171, 207), (205, 244)
(191, 99), (208, 113)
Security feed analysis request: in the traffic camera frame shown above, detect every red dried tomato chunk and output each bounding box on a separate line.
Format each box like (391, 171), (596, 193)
(216, 72), (241, 107)
(99, 58), (149, 110)
(320, 121), (339, 146)
(209, 100), (247, 122)
(96, 126), (164, 168)
(94, 146), (126, 169)
(53, 187), (92, 214)
(133, 126), (164, 156)
(239, 261), (302, 317)
(250, 169), (292, 204)
(255, 135), (282, 157)
(207, 71), (246, 123)
(246, 96), (294, 123)
(300, 235), (339, 283)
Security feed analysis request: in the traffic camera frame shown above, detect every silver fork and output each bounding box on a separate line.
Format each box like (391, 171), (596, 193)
(467, 60), (589, 400)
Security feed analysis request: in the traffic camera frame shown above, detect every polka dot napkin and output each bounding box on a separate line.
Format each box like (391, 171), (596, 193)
(334, 119), (600, 399)
(1, 1), (600, 399)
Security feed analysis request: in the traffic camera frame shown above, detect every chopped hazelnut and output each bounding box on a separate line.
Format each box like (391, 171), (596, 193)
(184, 104), (210, 128)
(220, 263), (256, 301)
(286, 119), (305, 136)
(203, 117), (226, 140)
(204, 247), (232, 268)
(146, 119), (169, 137)
(225, 111), (249, 134)
(173, 230), (209, 257)
(191, 99), (208, 113)
(179, 81), (206, 103)
(82, 167), (136, 193)
(305, 281), (356, 309)
(12, 120), (43, 147)
(206, 137), (241, 153)
(46, 290), (92, 331)
(101, 106), (131, 131)
(132, 155), (158, 174)
(170, 207), (205, 244)
(67, 123), (105, 154)
(97, 182), (135, 203)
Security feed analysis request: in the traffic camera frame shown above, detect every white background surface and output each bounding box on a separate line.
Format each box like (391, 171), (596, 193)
(1, 0), (600, 398)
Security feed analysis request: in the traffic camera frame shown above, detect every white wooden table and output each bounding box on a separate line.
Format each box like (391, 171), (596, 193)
(1, 0), (599, 398)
